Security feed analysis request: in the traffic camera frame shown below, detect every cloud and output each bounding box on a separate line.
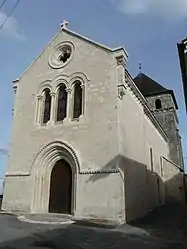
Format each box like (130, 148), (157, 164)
(0, 11), (25, 41)
(110, 0), (187, 20)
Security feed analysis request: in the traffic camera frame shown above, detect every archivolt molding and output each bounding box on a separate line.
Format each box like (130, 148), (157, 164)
(53, 75), (69, 92)
(31, 140), (80, 173)
(37, 80), (53, 95)
(69, 72), (90, 87)
(30, 140), (80, 213)
(37, 72), (89, 96)
(31, 140), (119, 175)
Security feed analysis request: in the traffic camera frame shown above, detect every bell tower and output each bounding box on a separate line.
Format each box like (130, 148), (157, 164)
(134, 73), (184, 169)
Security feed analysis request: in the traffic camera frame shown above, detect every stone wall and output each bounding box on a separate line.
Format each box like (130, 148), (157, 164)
(117, 73), (169, 222)
(162, 157), (186, 204)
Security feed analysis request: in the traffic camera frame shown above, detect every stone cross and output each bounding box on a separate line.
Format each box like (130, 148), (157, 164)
(61, 20), (69, 29)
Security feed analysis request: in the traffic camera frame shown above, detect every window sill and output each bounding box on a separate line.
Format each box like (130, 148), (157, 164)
(36, 115), (86, 128)
(71, 118), (80, 122)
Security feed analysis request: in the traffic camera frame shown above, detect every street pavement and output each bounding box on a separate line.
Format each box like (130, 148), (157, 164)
(0, 205), (186, 248)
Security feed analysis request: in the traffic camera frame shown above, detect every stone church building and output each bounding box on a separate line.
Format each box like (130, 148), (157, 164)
(2, 23), (186, 223)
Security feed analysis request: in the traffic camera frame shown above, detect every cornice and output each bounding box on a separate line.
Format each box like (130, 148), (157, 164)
(80, 169), (119, 174)
(5, 169), (119, 177)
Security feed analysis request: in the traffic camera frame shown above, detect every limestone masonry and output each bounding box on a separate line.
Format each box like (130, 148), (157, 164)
(2, 25), (186, 223)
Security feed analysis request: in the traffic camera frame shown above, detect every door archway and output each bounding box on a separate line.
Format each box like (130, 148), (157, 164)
(31, 141), (80, 214)
(49, 159), (72, 214)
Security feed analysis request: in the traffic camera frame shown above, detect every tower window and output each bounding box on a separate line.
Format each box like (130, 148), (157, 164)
(155, 99), (162, 109)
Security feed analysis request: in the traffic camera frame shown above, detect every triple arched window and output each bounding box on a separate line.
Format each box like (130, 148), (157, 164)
(39, 80), (84, 125)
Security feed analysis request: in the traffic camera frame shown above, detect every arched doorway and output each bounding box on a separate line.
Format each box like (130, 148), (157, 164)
(49, 159), (72, 214)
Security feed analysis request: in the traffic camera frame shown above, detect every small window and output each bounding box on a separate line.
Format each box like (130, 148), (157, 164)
(56, 84), (67, 122)
(43, 88), (51, 124)
(155, 99), (162, 109)
(73, 81), (83, 119)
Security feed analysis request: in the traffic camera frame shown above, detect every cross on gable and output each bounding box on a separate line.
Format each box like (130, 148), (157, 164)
(61, 20), (69, 29)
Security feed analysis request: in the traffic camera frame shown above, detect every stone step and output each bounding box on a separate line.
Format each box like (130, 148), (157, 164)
(18, 213), (75, 225)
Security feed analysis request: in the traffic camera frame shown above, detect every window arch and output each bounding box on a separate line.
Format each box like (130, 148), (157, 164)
(73, 81), (83, 119)
(56, 84), (67, 121)
(155, 99), (162, 109)
(43, 88), (51, 124)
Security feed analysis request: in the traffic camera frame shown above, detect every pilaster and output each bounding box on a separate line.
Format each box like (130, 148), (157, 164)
(64, 88), (72, 122)
(116, 55), (126, 99)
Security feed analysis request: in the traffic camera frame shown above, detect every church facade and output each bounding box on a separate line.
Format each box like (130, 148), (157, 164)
(2, 24), (186, 223)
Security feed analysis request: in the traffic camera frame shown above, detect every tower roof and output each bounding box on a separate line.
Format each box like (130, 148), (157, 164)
(134, 73), (178, 109)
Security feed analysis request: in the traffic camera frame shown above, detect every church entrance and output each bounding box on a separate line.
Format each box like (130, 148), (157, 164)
(49, 159), (72, 214)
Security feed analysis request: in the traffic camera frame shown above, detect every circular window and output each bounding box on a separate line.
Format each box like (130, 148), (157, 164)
(49, 42), (74, 69)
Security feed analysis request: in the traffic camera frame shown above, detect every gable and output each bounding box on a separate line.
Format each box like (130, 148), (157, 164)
(16, 27), (127, 83)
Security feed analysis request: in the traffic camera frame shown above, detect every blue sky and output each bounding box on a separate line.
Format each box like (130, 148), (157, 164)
(0, 0), (187, 187)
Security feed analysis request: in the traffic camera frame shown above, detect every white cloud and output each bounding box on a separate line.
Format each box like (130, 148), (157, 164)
(0, 11), (25, 41)
(110, 0), (187, 20)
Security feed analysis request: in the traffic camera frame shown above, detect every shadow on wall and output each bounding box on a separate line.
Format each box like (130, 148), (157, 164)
(86, 156), (120, 183)
(0, 195), (2, 210)
(86, 154), (186, 223)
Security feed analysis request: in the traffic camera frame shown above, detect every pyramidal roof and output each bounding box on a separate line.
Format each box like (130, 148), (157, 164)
(133, 73), (178, 109)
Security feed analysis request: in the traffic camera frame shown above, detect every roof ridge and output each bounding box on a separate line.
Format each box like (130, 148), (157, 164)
(135, 73), (168, 90)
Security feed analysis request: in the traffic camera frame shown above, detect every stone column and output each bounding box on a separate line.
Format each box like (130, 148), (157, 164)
(50, 92), (56, 124)
(65, 88), (72, 120)
(36, 95), (42, 124)
(81, 83), (85, 115)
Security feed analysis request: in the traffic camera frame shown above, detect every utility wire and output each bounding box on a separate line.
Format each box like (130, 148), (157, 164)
(0, 0), (7, 11)
(0, 0), (21, 31)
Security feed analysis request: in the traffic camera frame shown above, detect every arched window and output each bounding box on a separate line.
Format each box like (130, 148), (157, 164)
(155, 99), (162, 109)
(56, 84), (67, 121)
(73, 81), (83, 119)
(43, 88), (51, 124)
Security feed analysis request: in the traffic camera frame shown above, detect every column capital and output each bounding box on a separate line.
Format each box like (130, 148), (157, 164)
(50, 92), (56, 97)
(66, 88), (72, 94)
(37, 95), (42, 100)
